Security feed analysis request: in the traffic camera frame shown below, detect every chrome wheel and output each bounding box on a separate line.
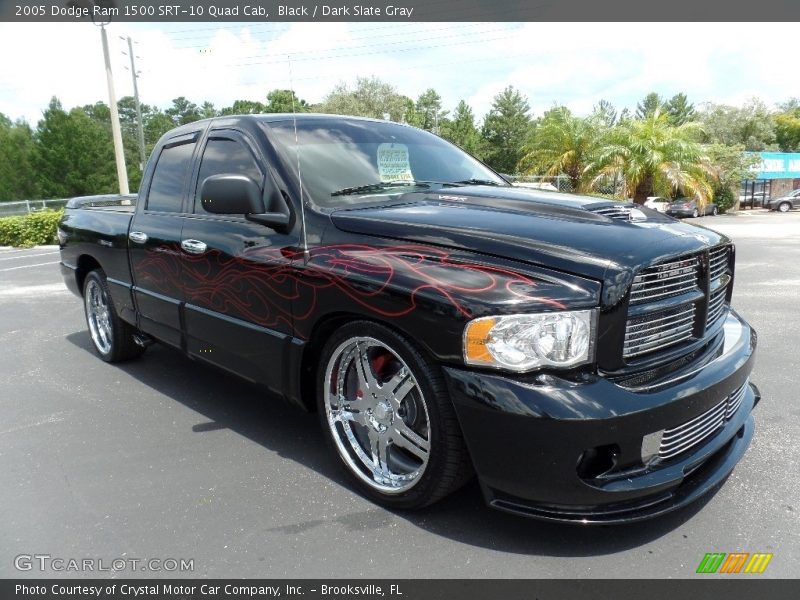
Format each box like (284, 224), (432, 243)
(85, 278), (113, 354)
(779, 202), (790, 213)
(323, 336), (431, 494)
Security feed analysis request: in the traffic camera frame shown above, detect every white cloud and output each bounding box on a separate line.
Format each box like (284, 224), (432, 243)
(1, 21), (799, 125)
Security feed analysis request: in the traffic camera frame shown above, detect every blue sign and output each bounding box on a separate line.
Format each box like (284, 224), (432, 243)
(751, 152), (800, 180)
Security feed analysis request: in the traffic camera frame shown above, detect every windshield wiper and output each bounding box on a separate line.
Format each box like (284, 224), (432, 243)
(330, 181), (430, 197)
(449, 178), (504, 187)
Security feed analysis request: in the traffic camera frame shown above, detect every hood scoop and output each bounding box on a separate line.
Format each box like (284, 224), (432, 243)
(588, 204), (648, 222)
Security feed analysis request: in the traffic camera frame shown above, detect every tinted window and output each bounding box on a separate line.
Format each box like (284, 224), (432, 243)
(264, 119), (505, 208)
(196, 138), (263, 213)
(147, 140), (195, 212)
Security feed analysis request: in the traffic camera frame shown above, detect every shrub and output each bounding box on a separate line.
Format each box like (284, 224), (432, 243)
(0, 209), (63, 247)
(713, 186), (737, 214)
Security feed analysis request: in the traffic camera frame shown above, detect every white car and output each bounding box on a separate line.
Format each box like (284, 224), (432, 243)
(644, 196), (670, 212)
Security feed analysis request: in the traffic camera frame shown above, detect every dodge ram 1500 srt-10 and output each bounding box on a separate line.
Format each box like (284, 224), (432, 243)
(59, 114), (760, 523)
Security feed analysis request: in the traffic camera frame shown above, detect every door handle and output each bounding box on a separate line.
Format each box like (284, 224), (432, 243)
(181, 239), (207, 255)
(129, 231), (148, 244)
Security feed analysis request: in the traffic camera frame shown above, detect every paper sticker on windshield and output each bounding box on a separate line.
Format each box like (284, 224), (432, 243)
(377, 143), (413, 182)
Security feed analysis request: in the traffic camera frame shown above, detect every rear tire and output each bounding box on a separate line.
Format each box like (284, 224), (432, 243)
(692, 208), (699, 218)
(317, 320), (472, 509)
(83, 269), (144, 363)
(711, 206), (718, 216)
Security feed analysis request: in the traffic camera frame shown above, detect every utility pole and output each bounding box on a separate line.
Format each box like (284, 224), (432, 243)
(100, 24), (129, 195)
(124, 36), (146, 171)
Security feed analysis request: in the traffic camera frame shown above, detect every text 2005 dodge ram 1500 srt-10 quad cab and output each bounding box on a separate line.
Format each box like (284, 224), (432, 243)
(59, 114), (760, 523)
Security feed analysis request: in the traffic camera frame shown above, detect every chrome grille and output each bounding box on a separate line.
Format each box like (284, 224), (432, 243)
(706, 245), (731, 330)
(658, 380), (749, 460)
(726, 381), (747, 419)
(623, 304), (695, 359)
(707, 287), (727, 328)
(630, 256), (699, 304)
(708, 245), (729, 281)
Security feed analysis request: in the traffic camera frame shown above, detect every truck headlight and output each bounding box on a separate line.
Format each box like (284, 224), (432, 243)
(463, 310), (597, 372)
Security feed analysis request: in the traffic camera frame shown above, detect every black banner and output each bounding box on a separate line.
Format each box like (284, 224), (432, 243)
(2, 0), (800, 22)
(4, 580), (800, 600)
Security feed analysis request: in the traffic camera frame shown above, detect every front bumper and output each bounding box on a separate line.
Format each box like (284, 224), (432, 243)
(666, 209), (694, 218)
(443, 310), (759, 524)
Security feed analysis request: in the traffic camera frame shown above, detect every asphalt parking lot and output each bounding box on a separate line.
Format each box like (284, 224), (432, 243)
(0, 210), (798, 579)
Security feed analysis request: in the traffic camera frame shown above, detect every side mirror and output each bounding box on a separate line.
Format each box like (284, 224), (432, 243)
(201, 174), (264, 214)
(200, 174), (291, 231)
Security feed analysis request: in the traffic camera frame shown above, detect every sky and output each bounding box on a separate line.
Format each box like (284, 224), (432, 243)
(0, 21), (798, 125)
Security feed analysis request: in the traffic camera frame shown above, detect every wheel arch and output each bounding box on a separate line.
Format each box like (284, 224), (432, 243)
(75, 254), (102, 295)
(297, 312), (441, 413)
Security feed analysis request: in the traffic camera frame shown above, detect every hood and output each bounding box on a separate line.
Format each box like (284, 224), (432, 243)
(329, 186), (728, 306)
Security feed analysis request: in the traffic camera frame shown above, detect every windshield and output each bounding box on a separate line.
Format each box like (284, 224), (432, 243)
(263, 118), (505, 208)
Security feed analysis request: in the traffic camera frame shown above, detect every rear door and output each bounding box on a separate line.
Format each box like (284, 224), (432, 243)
(179, 129), (299, 395)
(129, 132), (199, 348)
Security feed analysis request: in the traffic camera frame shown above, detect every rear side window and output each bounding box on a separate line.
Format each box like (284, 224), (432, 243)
(147, 140), (196, 212)
(196, 137), (263, 213)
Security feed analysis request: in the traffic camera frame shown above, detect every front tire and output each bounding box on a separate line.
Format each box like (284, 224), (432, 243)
(317, 321), (472, 509)
(83, 270), (144, 362)
(779, 202), (791, 213)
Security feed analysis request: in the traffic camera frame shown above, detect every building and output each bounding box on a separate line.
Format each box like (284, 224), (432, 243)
(741, 152), (800, 208)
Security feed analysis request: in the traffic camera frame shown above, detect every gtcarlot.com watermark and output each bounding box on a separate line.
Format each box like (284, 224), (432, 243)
(14, 554), (194, 573)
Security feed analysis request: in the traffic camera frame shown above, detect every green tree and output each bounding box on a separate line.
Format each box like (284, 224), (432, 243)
(143, 110), (176, 155)
(265, 89), (309, 113)
(80, 100), (144, 190)
(705, 143), (759, 212)
(592, 99), (618, 127)
(165, 96), (201, 125)
(414, 88), (448, 133)
(594, 109), (714, 204)
(777, 98), (800, 112)
(665, 93), (696, 126)
(33, 97), (118, 198)
(318, 76), (411, 121)
(439, 100), (484, 158)
(481, 86), (532, 174)
(698, 99), (776, 150)
(219, 100), (267, 116)
(774, 109), (800, 152)
(636, 92), (665, 120)
(0, 115), (38, 200)
(518, 106), (605, 192)
(199, 101), (218, 119)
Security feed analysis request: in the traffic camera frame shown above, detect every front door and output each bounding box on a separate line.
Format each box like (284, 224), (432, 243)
(129, 132), (199, 348)
(179, 130), (299, 395)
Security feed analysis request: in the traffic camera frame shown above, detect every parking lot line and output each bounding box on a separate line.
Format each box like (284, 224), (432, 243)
(0, 251), (59, 262)
(0, 260), (59, 272)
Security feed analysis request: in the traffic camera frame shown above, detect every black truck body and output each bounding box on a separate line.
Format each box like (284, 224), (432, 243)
(59, 114), (760, 523)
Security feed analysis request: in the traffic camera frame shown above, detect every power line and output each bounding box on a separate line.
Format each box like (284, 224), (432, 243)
(168, 22), (514, 48)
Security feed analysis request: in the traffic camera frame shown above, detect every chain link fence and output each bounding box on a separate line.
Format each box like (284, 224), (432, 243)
(0, 199), (70, 217)
(509, 175), (621, 197)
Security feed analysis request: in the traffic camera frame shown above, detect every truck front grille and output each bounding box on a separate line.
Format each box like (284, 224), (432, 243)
(621, 245), (732, 362)
(629, 256), (699, 304)
(658, 380), (748, 460)
(623, 304), (695, 359)
(706, 245), (731, 330)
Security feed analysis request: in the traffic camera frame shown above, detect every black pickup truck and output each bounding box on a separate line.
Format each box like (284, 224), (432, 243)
(59, 114), (760, 523)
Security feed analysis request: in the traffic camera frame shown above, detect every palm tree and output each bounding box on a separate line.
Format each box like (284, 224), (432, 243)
(594, 109), (715, 204)
(517, 106), (605, 193)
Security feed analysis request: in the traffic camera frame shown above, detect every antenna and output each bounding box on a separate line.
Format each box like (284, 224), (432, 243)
(288, 55), (309, 261)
